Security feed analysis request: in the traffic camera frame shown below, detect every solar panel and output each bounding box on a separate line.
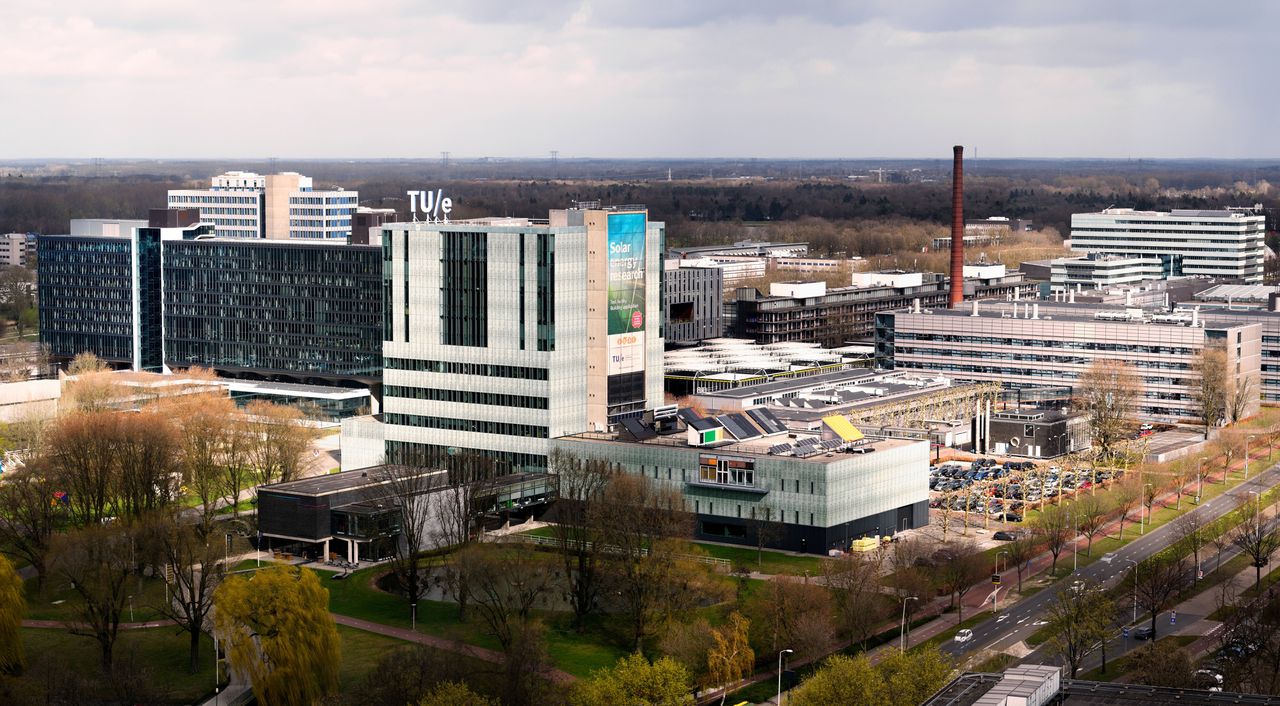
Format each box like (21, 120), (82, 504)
(795, 437), (819, 448)
(820, 439), (844, 450)
(620, 417), (657, 441)
(718, 413), (762, 441)
(746, 408), (788, 435)
(794, 446), (823, 458)
(768, 443), (793, 455)
(677, 408), (703, 424)
(689, 417), (720, 432)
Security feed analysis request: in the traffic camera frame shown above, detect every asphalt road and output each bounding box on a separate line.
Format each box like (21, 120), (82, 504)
(942, 459), (1280, 660)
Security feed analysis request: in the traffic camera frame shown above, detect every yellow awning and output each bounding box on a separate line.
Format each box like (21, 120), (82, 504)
(822, 415), (864, 442)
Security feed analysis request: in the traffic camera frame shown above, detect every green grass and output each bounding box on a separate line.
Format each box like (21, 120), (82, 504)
(24, 574), (173, 623)
(973, 652), (1015, 673)
(1077, 634), (1198, 682)
(17, 627), (217, 704)
(334, 624), (412, 694)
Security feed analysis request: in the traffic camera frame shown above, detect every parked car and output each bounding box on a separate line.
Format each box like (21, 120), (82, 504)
(1000, 513), (1023, 523)
(1133, 626), (1155, 641)
(993, 530), (1021, 541)
(1100, 553), (1117, 564)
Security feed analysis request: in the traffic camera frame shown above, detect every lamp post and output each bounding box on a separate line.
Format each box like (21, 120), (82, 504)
(777, 648), (793, 706)
(996, 551), (1008, 612)
(1196, 457), (1205, 504)
(1245, 434), (1256, 480)
(900, 596), (918, 651)
(1141, 483), (1153, 534)
(1124, 559), (1138, 623)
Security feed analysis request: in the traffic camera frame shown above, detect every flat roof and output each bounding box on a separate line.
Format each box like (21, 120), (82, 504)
(259, 466), (439, 497)
(560, 428), (918, 463)
(894, 302), (1257, 329)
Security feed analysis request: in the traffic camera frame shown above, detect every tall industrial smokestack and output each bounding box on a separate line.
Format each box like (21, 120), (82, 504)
(948, 145), (965, 309)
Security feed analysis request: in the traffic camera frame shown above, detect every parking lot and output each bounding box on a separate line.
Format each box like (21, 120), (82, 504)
(927, 455), (1124, 531)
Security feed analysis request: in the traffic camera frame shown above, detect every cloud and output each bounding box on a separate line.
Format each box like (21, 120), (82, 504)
(0, 0), (1276, 158)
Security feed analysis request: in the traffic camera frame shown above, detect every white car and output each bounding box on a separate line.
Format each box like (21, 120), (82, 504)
(1100, 553), (1117, 565)
(954, 629), (974, 644)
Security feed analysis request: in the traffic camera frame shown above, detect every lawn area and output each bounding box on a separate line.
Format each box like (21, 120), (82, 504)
(1077, 634), (1198, 682)
(24, 573), (172, 623)
(334, 624), (412, 694)
(17, 627), (217, 704)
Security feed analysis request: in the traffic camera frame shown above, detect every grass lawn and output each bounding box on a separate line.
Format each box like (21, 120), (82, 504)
(215, 499), (257, 515)
(24, 573), (172, 623)
(334, 624), (412, 694)
(1077, 634), (1198, 682)
(18, 627), (217, 704)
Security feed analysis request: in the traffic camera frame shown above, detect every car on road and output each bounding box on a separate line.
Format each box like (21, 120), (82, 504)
(1133, 626), (1155, 641)
(993, 530), (1022, 541)
(953, 629), (974, 644)
(1100, 553), (1116, 564)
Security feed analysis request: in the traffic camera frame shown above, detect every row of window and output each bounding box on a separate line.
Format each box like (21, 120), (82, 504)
(384, 357), (549, 380)
(893, 332), (1196, 355)
(383, 384), (548, 410)
(383, 413), (548, 438)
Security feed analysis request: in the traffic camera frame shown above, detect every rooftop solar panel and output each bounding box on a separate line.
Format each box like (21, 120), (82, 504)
(768, 443), (793, 455)
(795, 437), (819, 448)
(820, 439), (844, 450)
(745, 408), (788, 435)
(620, 417), (658, 441)
(689, 417), (721, 432)
(719, 413), (762, 441)
(677, 408), (703, 424)
(794, 446), (823, 458)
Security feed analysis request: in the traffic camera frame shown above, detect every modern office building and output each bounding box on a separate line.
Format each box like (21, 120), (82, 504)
(876, 301), (1262, 422)
(664, 259), (723, 345)
(553, 411), (929, 553)
(987, 410), (1090, 459)
(69, 218), (149, 237)
(668, 240), (809, 260)
(378, 205), (665, 472)
(351, 206), (397, 245)
(1048, 253), (1164, 292)
(38, 210), (381, 385)
(930, 216), (1034, 250)
(167, 170), (358, 240)
(0, 233), (36, 267)
(733, 266), (1036, 346)
(1069, 207), (1265, 283)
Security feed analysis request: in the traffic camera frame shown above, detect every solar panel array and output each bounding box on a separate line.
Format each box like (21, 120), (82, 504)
(820, 439), (844, 450)
(793, 445), (825, 458)
(746, 408), (787, 435)
(620, 417), (658, 441)
(795, 437), (819, 448)
(768, 443), (793, 455)
(677, 408), (703, 425)
(718, 413), (762, 441)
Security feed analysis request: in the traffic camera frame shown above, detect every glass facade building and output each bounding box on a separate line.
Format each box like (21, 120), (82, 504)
(37, 235), (141, 366)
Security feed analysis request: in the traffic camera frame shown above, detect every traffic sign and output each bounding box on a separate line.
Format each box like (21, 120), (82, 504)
(1171, 611), (1177, 625)
(991, 573), (1001, 585)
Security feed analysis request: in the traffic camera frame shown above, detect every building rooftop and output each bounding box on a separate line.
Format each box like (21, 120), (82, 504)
(925, 673), (1280, 705)
(562, 422), (916, 463)
(1091, 207), (1262, 219)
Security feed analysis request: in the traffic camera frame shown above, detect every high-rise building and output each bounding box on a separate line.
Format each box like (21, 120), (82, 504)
(167, 170), (358, 240)
(378, 205), (665, 472)
(1069, 208), (1265, 283)
(37, 210), (381, 382)
(664, 259), (723, 344)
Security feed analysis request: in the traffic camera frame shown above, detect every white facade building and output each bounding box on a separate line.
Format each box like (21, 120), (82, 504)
(167, 170), (357, 240)
(378, 205), (665, 472)
(1049, 254), (1164, 292)
(1069, 208), (1265, 283)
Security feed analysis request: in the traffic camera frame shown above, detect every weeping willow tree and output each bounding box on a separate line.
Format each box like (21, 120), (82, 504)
(213, 566), (340, 706)
(0, 554), (24, 675)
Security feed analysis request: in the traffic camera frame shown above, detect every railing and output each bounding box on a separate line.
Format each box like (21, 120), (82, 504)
(502, 533), (732, 571)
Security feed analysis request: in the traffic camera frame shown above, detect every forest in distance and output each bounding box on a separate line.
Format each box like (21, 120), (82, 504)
(2, 157), (1278, 257)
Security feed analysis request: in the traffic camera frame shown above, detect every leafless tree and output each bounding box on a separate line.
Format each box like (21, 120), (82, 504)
(455, 543), (556, 653)
(1073, 494), (1110, 557)
(746, 504), (784, 562)
(1112, 476), (1141, 541)
(1075, 359), (1140, 460)
(1229, 374), (1258, 424)
(1006, 535), (1038, 593)
(1034, 502), (1073, 576)
(822, 551), (886, 649)
(243, 400), (314, 490)
(50, 523), (138, 670)
(0, 460), (60, 591)
(1194, 347), (1230, 439)
(365, 464), (447, 610)
(1047, 580), (1113, 677)
(934, 539), (988, 623)
(745, 575), (835, 661)
(1172, 512), (1210, 575)
(434, 453), (503, 621)
(139, 511), (224, 674)
(1130, 554), (1190, 640)
(546, 448), (615, 631)
(1232, 503), (1280, 588)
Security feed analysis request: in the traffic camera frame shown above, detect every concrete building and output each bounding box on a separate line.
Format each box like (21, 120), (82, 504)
(668, 240), (809, 260)
(37, 209), (381, 385)
(1069, 207), (1265, 283)
(167, 170), (358, 240)
(378, 205), (665, 472)
(988, 409), (1090, 459)
(553, 411), (929, 554)
(352, 206), (396, 245)
(0, 233), (36, 267)
(664, 259), (723, 345)
(876, 301), (1262, 423)
(733, 266), (1036, 346)
(1049, 254), (1164, 292)
(930, 216), (1033, 250)
(69, 218), (149, 237)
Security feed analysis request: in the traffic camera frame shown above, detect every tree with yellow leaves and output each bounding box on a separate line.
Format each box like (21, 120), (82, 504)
(213, 566), (340, 706)
(707, 612), (753, 705)
(570, 652), (694, 706)
(0, 555), (24, 675)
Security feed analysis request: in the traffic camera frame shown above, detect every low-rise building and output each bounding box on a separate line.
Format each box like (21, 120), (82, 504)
(1049, 254), (1164, 292)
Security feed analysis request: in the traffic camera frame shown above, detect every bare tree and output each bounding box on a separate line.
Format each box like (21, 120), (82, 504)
(1229, 374), (1258, 424)
(745, 575), (835, 660)
(50, 523), (137, 670)
(1073, 494), (1110, 557)
(547, 448), (614, 631)
(1006, 535), (1038, 593)
(365, 465), (446, 611)
(934, 539), (987, 623)
(435, 453), (502, 621)
(1194, 347), (1230, 439)
(1232, 503), (1280, 588)
(822, 551), (887, 649)
(139, 511), (224, 674)
(1047, 580), (1114, 677)
(1172, 512), (1209, 575)
(1131, 554), (1191, 640)
(0, 461), (60, 591)
(746, 505), (784, 562)
(1034, 502), (1073, 576)
(1112, 476), (1140, 541)
(243, 400), (314, 490)
(934, 491), (956, 542)
(160, 393), (239, 532)
(1076, 359), (1140, 460)
(456, 543), (556, 653)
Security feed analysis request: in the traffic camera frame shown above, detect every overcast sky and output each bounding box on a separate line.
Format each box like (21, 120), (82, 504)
(2, 0), (1276, 159)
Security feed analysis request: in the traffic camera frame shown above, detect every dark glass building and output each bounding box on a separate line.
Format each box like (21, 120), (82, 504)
(38, 212), (381, 385)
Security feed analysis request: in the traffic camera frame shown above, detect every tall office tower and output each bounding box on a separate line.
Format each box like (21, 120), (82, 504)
(167, 170), (358, 240)
(1070, 208), (1266, 283)
(379, 204), (665, 472)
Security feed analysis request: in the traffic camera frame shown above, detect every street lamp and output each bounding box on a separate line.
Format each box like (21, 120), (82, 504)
(996, 551), (1009, 612)
(777, 648), (793, 705)
(1196, 457), (1206, 504)
(900, 596), (918, 652)
(1245, 434), (1257, 480)
(1124, 559), (1138, 623)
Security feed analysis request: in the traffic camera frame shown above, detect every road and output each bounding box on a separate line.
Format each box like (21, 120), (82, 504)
(942, 459), (1280, 661)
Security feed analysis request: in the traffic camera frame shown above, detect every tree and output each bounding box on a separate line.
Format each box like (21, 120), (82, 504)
(162, 393), (239, 531)
(1033, 503), (1073, 576)
(1046, 581), (1113, 677)
(0, 462), (60, 591)
(547, 448), (615, 631)
(1218, 430), (1247, 482)
(1232, 503), (1280, 588)
(418, 681), (498, 706)
(346, 644), (490, 706)
(1131, 554), (1190, 639)
(934, 490), (956, 542)
(595, 473), (697, 652)
(657, 619), (714, 694)
(745, 575), (836, 661)
(49, 523), (137, 670)
(0, 265), (34, 323)
(1172, 512), (1209, 576)
(1112, 476), (1140, 541)
(243, 400), (313, 491)
(1006, 535), (1038, 593)
(746, 504), (784, 563)
(1127, 641), (1194, 688)
(707, 612), (752, 705)
(877, 648), (954, 706)
(214, 566), (340, 706)
(933, 540), (987, 623)
(139, 512), (224, 674)
(0, 554), (25, 675)
(823, 551), (888, 648)
(15, 307), (36, 337)
(1073, 494), (1110, 556)
(570, 653), (694, 706)
(1194, 347), (1230, 438)
(1229, 374), (1258, 424)
(436, 453), (502, 621)
(456, 543), (556, 653)
(365, 465), (445, 613)
(62, 353), (121, 412)
(885, 539), (931, 645)
(1209, 514), (1235, 573)
(789, 653), (883, 706)
(1076, 360), (1140, 460)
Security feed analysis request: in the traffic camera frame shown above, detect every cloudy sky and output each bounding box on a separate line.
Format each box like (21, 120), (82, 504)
(2, 0), (1275, 159)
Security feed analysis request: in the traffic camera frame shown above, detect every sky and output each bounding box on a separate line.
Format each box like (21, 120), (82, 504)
(1, 0), (1277, 160)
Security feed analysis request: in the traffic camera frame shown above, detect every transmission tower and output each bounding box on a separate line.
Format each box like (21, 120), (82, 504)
(441, 151), (450, 169)
(550, 150), (559, 178)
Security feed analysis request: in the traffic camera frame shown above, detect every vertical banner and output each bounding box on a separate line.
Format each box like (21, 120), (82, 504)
(606, 212), (647, 375)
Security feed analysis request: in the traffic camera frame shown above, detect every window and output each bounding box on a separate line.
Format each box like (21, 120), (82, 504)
(440, 231), (487, 347)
